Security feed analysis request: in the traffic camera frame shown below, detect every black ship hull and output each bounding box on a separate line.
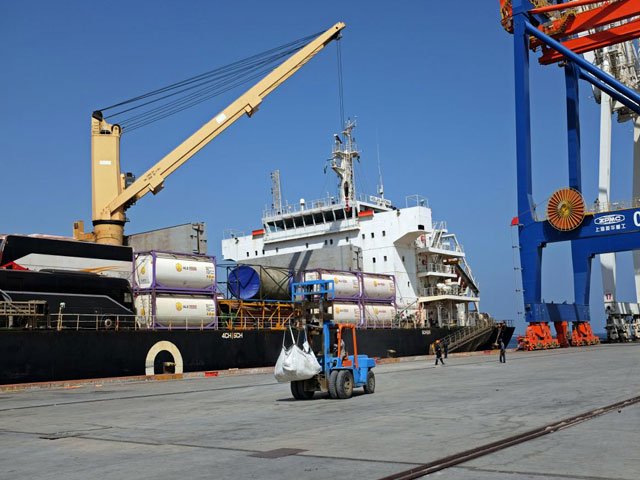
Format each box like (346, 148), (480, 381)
(0, 325), (514, 385)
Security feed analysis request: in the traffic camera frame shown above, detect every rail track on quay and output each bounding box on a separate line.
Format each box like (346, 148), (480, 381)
(377, 394), (640, 480)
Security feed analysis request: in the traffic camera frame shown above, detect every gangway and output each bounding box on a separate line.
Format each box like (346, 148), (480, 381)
(431, 318), (497, 354)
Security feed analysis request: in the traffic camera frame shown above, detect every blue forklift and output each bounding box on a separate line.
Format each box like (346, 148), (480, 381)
(291, 322), (376, 400)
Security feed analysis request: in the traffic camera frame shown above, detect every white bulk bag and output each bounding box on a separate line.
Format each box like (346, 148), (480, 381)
(274, 327), (321, 383)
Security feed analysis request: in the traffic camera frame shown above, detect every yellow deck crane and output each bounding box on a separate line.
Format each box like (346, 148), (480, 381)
(74, 22), (345, 246)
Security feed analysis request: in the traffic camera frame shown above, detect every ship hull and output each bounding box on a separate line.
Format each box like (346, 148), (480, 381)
(0, 326), (514, 385)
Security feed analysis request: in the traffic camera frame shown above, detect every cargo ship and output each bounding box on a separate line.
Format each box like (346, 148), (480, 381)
(0, 121), (511, 385)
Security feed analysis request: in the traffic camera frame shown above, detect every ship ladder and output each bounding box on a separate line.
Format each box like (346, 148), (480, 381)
(431, 319), (496, 354)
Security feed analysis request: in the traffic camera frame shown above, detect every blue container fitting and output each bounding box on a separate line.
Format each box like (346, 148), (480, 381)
(228, 266), (261, 300)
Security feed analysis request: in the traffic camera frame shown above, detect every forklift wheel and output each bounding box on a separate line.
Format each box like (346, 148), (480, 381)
(328, 370), (339, 399)
(291, 381), (303, 400)
(336, 370), (353, 399)
(291, 380), (314, 400)
(363, 370), (375, 394)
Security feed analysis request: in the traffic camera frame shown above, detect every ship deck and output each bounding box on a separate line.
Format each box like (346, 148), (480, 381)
(0, 343), (638, 479)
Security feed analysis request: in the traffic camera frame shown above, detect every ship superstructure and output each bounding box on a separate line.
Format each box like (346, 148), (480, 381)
(222, 121), (481, 327)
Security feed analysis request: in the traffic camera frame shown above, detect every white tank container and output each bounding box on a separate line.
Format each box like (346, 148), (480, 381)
(135, 253), (215, 290)
(135, 294), (216, 328)
(361, 274), (395, 301)
(331, 302), (362, 324)
(363, 304), (397, 325)
(304, 270), (360, 298)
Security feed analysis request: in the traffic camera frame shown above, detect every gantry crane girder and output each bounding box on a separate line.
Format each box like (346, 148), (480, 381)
(502, 0), (640, 63)
(503, 0), (640, 348)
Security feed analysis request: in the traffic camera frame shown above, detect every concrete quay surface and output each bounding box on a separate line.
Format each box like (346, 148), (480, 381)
(0, 344), (638, 480)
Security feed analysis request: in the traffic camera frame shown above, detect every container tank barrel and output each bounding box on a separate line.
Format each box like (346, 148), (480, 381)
(228, 265), (292, 300)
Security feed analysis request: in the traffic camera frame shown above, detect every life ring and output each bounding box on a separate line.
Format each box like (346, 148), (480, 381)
(421, 260), (427, 266)
(145, 341), (184, 375)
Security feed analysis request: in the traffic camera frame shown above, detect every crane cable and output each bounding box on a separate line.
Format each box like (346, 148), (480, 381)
(96, 31), (323, 133)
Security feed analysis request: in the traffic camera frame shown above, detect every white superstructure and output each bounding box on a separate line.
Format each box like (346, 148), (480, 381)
(222, 121), (480, 327)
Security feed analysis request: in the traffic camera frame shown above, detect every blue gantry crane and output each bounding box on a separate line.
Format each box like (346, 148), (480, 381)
(501, 0), (640, 349)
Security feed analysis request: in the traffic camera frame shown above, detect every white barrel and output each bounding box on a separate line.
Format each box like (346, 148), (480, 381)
(135, 253), (215, 290)
(304, 270), (360, 298)
(135, 294), (216, 328)
(331, 302), (362, 324)
(363, 304), (397, 325)
(361, 274), (395, 301)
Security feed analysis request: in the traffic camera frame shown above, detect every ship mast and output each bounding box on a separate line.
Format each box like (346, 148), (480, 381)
(331, 119), (360, 212)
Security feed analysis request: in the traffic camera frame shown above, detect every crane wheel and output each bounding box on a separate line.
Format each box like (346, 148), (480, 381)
(363, 371), (375, 394)
(336, 370), (353, 399)
(328, 370), (339, 399)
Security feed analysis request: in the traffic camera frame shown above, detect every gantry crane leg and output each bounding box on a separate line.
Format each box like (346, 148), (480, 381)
(506, 0), (640, 350)
(633, 117), (640, 301)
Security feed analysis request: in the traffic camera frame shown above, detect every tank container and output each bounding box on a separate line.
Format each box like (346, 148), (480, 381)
(362, 303), (397, 326)
(134, 252), (215, 291)
(228, 265), (292, 301)
(361, 273), (396, 302)
(331, 302), (363, 324)
(304, 270), (360, 299)
(135, 294), (216, 328)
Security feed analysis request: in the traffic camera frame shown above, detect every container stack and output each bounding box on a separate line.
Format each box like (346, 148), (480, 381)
(303, 269), (396, 327)
(133, 251), (217, 329)
(361, 272), (397, 328)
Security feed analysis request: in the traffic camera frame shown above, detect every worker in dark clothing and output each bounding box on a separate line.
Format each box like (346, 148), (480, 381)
(434, 341), (444, 365)
(443, 339), (449, 359)
(499, 339), (506, 363)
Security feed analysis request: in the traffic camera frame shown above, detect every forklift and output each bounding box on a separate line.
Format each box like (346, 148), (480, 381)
(290, 322), (376, 400)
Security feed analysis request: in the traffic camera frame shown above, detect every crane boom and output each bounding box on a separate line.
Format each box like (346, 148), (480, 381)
(75, 22), (345, 245)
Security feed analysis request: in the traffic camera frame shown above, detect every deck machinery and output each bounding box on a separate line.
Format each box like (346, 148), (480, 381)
(501, 0), (640, 349)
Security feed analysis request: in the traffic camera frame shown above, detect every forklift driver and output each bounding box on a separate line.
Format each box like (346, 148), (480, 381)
(331, 331), (347, 359)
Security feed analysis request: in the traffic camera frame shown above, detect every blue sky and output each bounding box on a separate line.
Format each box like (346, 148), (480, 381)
(1, 1), (638, 334)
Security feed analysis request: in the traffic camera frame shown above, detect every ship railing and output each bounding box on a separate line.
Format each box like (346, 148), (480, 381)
(262, 193), (382, 219)
(431, 242), (464, 253)
(262, 195), (342, 218)
(361, 317), (403, 329)
(417, 240), (464, 254)
(416, 263), (456, 275)
(0, 313), (146, 331)
(421, 285), (475, 298)
(405, 194), (429, 208)
(223, 229), (246, 239)
(1, 313), (294, 331)
(216, 313), (290, 331)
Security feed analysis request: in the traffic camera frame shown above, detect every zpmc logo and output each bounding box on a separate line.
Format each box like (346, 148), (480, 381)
(175, 263), (183, 272)
(594, 214), (625, 226)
